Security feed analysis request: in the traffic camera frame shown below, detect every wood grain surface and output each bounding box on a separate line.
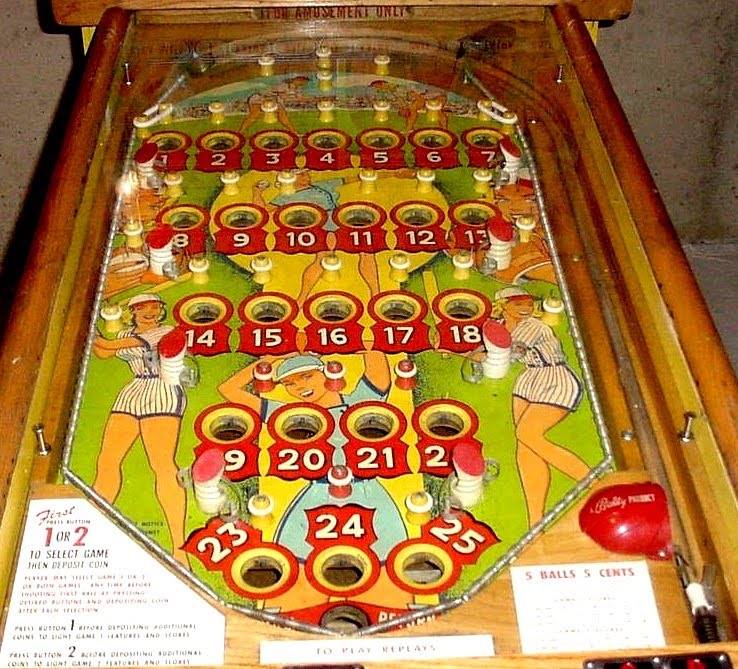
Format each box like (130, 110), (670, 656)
(51, 0), (633, 26)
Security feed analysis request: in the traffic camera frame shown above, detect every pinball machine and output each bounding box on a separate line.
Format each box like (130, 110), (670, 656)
(1, 0), (737, 667)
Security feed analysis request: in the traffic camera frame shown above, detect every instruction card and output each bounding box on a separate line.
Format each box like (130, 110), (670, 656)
(511, 561), (665, 653)
(0, 498), (225, 668)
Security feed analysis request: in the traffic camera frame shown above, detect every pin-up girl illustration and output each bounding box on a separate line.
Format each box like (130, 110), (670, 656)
(92, 293), (188, 564)
(496, 286), (590, 526)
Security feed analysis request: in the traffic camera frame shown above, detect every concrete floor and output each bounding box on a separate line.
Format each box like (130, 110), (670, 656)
(0, 4), (735, 372)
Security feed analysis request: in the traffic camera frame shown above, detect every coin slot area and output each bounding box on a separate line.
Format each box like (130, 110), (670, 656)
(320, 605), (370, 633)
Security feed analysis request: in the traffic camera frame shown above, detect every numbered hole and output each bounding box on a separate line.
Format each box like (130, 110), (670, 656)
(401, 207), (434, 227)
(402, 551), (446, 585)
(321, 553), (366, 587)
(426, 410), (465, 437)
(354, 412), (395, 440)
(315, 298), (353, 322)
(226, 210), (258, 228)
(204, 135), (237, 151)
(170, 211), (201, 229)
(459, 207), (492, 226)
(443, 298), (479, 321)
(230, 547), (295, 598)
(313, 134), (341, 149)
(282, 413), (324, 440)
(414, 401), (477, 442)
(320, 605), (369, 633)
(210, 415), (249, 442)
(378, 297), (418, 322)
(367, 134), (394, 148)
(257, 134), (289, 150)
(154, 135), (184, 151)
(239, 555), (284, 589)
(467, 129), (500, 147)
(389, 543), (455, 593)
(250, 300), (287, 323)
(410, 128), (454, 149)
(343, 207), (378, 228)
(284, 208), (318, 228)
(186, 302), (224, 324)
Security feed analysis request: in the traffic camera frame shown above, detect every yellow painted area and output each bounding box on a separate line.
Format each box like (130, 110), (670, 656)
(211, 166), (447, 320)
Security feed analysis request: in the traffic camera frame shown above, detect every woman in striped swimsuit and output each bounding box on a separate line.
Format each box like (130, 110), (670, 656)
(92, 293), (188, 564)
(498, 287), (590, 527)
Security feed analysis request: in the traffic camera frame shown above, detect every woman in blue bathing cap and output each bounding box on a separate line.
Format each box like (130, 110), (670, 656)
(218, 349), (408, 562)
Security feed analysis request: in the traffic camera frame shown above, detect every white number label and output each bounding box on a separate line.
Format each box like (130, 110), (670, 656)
(314, 512), (366, 539)
(216, 521), (248, 547)
(382, 325), (414, 345)
(252, 327), (283, 348)
(405, 229), (436, 246)
(429, 517), (486, 555)
(224, 449), (246, 472)
(186, 329), (216, 348)
(318, 327), (348, 346)
(233, 232), (250, 247)
(286, 231), (317, 247)
(449, 324), (481, 344)
(195, 536), (231, 563)
(211, 152), (227, 166)
(423, 444), (449, 468)
(356, 446), (395, 470)
(348, 230), (373, 247)
(277, 448), (327, 472)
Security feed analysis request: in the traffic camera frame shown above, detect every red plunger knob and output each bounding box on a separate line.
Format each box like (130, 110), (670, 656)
(328, 465), (353, 499)
(394, 358), (417, 390)
(253, 360), (275, 393)
(324, 360), (346, 391)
